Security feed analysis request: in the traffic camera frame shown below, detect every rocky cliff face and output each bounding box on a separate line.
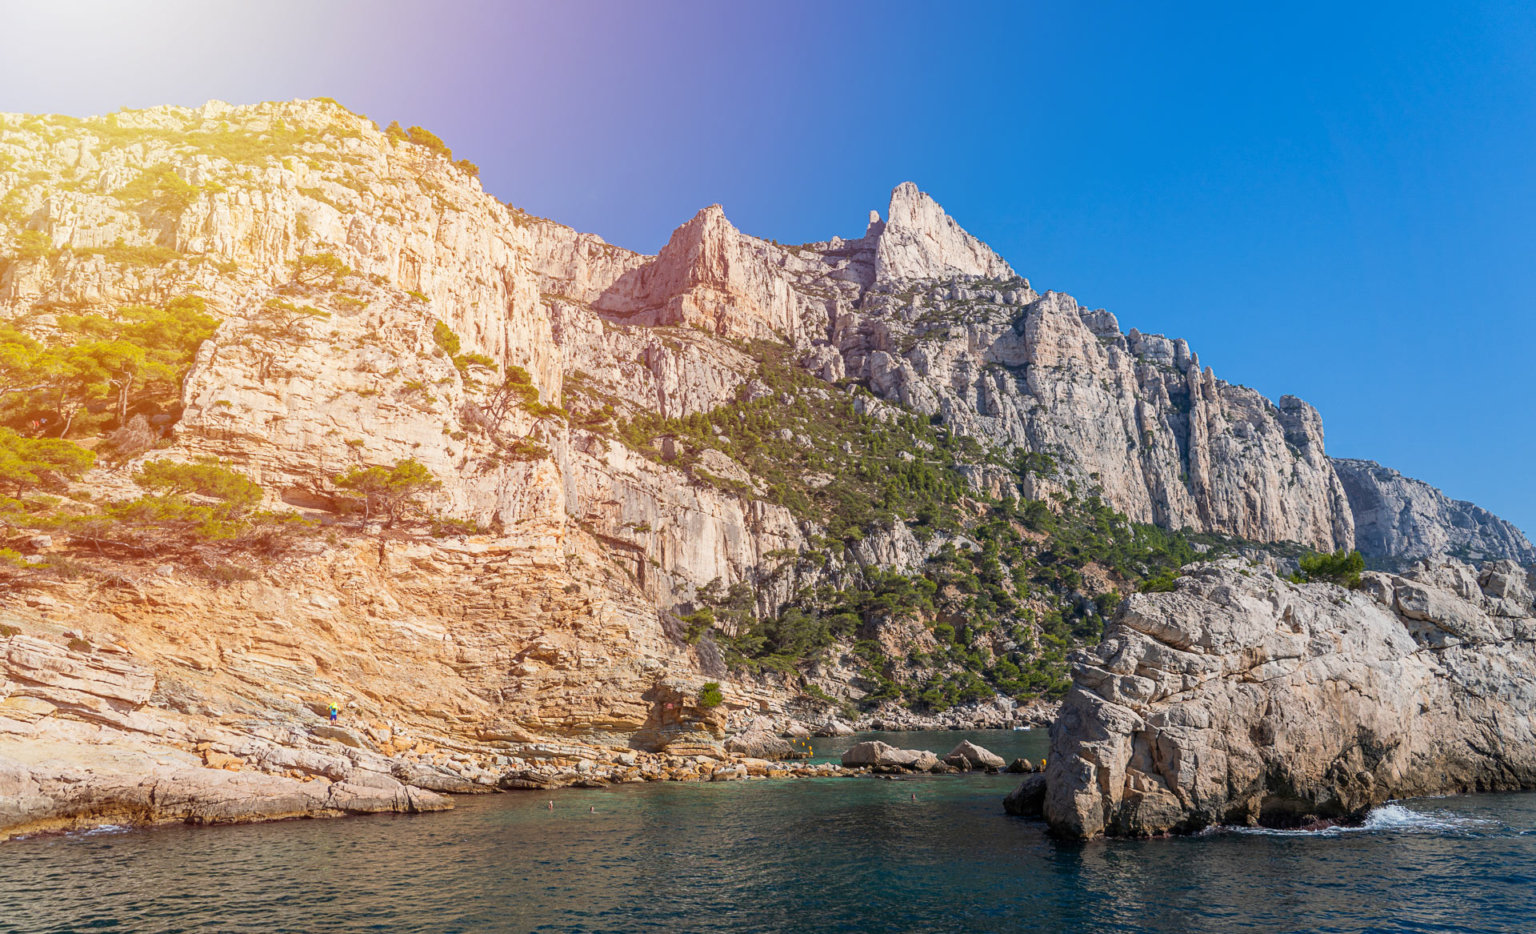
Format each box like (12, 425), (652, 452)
(1, 97), (1526, 835)
(1332, 458), (1535, 565)
(1, 100), (1363, 554)
(1034, 558), (1536, 839)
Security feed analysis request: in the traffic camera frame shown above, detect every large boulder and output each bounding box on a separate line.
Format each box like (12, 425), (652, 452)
(841, 740), (896, 767)
(1004, 773), (1047, 817)
(1040, 558), (1536, 840)
(725, 727), (794, 760)
(944, 740), (1005, 770)
(841, 740), (930, 770)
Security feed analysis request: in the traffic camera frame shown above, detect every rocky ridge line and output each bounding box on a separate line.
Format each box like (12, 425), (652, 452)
(1332, 457), (1535, 565)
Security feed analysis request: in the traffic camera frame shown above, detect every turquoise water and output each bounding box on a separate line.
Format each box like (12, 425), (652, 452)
(4, 729), (1536, 933)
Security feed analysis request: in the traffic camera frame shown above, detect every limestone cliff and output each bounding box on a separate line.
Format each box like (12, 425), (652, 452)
(1031, 558), (1536, 839)
(0, 97), (1525, 836)
(1332, 457), (1535, 565)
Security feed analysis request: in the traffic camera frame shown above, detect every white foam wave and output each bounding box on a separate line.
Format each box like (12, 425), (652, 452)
(1360, 803), (1498, 833)
(81, 824), (131, 836)
(1225, 802), (1500, 837)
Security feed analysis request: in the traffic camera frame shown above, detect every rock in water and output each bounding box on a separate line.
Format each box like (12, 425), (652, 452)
(840, 741), (898, 767)
(1004, 774), (1047, 818)
(1041, 558), (1536, 840)
(944, 740), (1006, 770)
(841, 740), (929, 770)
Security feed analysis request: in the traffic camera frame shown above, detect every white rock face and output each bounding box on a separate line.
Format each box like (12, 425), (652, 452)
(1332, 458), (1535, 564)
(1038, 558), (1536, 839)
(875, 182), (1015, 281)
(593, 204), (840, 345)
(835, 287), (1356, 550)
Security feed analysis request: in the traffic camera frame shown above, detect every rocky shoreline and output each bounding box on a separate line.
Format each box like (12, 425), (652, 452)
(0, 622), (1046, 842)
(1, 710), (1033, 841)
(1005, 557), (1536, 839)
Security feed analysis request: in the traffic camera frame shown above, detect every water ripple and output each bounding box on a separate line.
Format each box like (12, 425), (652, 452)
(3, 731), (1535, 933)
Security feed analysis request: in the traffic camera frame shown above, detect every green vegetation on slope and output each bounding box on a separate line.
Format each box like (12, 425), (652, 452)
(618, 341), (1243, 708)
(0, 296), (218, 448)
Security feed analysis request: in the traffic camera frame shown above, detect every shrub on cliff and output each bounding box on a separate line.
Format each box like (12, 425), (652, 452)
(698, 682), (724, 708)
(290, 252), (352, 288)
(1295, 548), (1365, 589)
(432, 319), (461, 357)
(115, 165), (203, 214)
(405, 125), (451, 159)
(432, 320), (495, 378)
(56, 296), (220, 423)
(257, 298), (330, 338)
(35, 459), (312, 565)
(134, 459), (263, 515)
(2, 296), (217, 436)
(477, 365), (563, 423)
(13, 229), (53, 262)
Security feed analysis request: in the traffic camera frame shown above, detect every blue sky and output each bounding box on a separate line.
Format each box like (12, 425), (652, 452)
(4, 0), (1533, 534)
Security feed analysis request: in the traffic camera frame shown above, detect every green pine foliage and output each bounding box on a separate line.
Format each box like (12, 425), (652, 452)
(13, 229), (54, 261)
(628, 343), (1236, 708)
(0, 296), (218, 436)
(0, 429), (95, 496)
(405, 125), (451, 158)
(334, 458), (441, 528)
(1294, 548), (1365, 588)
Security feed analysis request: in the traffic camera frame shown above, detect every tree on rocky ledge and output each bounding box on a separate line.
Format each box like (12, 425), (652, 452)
(334, 458), (441, 529)
(0, 429), (95, 497)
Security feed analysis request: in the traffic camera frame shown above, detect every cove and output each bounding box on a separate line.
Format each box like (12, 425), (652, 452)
(5, 731), (1536, 933)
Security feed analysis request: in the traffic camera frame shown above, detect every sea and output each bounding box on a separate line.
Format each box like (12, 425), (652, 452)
(3, 729), (1535, 933)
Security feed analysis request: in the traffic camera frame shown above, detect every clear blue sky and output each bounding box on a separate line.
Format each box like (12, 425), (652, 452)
(4, 0), (1533, 535)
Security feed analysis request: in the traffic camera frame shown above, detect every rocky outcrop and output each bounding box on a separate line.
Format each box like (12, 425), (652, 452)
(835, 287), (1356, 551)
(840, 740), (942, 772)
(1035, 558), (1536, 839)
(724, 725), (796, 760)
(1332, 458), (1535, 564)
(593, 205), (841, 345)
(0, 631), (453, 839)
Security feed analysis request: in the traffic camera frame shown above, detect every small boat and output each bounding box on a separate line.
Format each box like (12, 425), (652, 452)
(1012, 725), (1031, 731)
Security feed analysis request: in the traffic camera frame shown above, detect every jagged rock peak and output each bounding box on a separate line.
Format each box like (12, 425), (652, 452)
(593, 201), (829, 343)
(657, 204), (734, 259)
(874, 181), (1015, 282)
(1332, 458), (1536, 564)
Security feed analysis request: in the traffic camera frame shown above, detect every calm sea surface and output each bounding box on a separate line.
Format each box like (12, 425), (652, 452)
(4, 729), (1535, 933)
